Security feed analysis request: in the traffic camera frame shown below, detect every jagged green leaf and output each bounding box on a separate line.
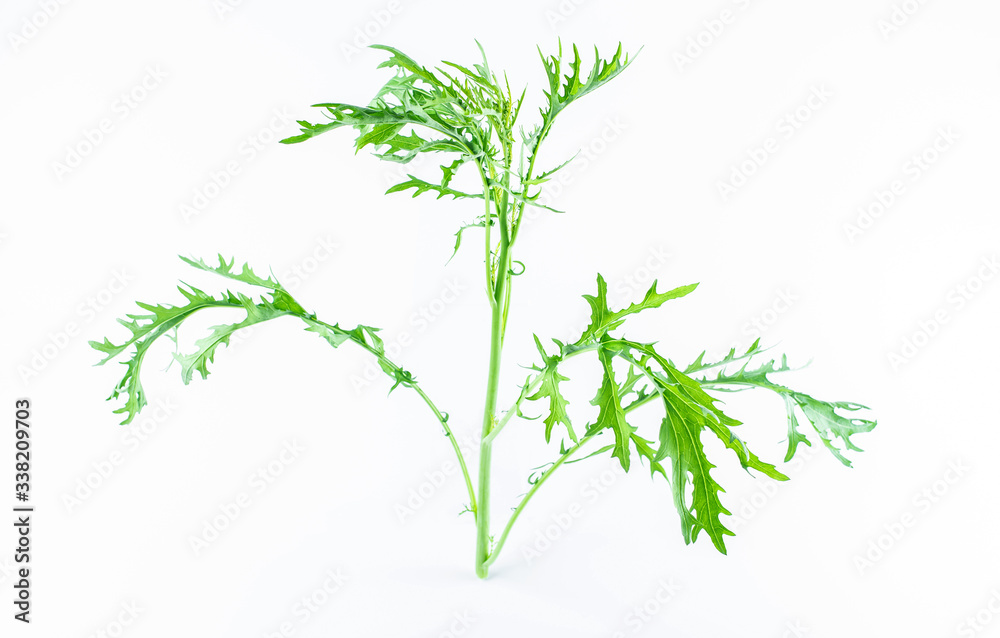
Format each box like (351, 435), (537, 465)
(689, 352), (876, 467)
(575, 274), (698, 346)
(179, 254), (306, 314)
(525, 42), (636, 156)
(174, 293), (292, 384)
(90, 281), (285, 425)
(525, 335), (576, 443)
(386, 175), (484, 200)
(588, 339), (635, 470)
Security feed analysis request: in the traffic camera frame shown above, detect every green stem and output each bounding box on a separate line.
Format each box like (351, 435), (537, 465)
(483, 361), (650, 571)
(483, 433), (593, 570)
(475, 152), (512, 579)
(484, 342), (602, 445)
(475, 290), (505, 578)
(307, 317), (478, 513)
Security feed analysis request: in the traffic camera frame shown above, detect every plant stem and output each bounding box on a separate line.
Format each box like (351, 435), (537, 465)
(307, 317), (477, 513)
(475, 154), (512, 579)
(483, 375), (650, 570)
(475, 291), (505, 578)
(484, 433), (593, 570)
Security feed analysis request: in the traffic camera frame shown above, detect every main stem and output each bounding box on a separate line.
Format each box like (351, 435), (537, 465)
(475, 160), (512, 580)
(475, 288), (505, 578)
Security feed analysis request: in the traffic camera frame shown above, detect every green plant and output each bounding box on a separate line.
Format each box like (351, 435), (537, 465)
(92, 42), (876, 579)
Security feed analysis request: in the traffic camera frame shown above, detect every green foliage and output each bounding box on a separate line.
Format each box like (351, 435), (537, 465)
(574, 274), (698, 346)
(93, 42), (876, 576)
(526, 336), (576, 444)
(280, 41), (635, 268)
(91, 256), (412, 424)
(521, 276), (874, 554)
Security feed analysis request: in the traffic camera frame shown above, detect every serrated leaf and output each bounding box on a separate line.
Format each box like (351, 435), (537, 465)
(92, 260), (402, 426)
(659, 368), (787, 482)
(371, 44), (445, 88)
(782, 394), (812, 462)
(525, 335), (576, 443)
(303, 321), (351, 349)
(523, 153), (578, 186)
(180, 254), (282, 290)
(386, 175), (484, 200)
(372, 130), (468, 164)
(689, 351), (876, 467)
(92, 284), (264, 424)
(588, 340), (635, 470)
(683, 339), (766, 375)
(644, 405), (733, 553)
(449, 219), (491, 263)
(174, 294), (291, 384)
(179, 254), (307, 315)
(530, 42), (636, 155)
(788, 394), (875, 467)
(575, 274), (698, 346)
(356, 122), (405, 151)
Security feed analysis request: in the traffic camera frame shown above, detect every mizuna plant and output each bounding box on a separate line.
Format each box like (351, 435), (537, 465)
(92, 43), (876, 579)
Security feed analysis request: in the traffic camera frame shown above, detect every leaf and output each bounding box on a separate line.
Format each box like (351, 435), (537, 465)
(580, 338), (786, 553)
(280, 101), (471, 151)
(302, 320), (351, 349)
(689, 352), (876, 467)
(575, 274), (698, 345)
(356, 122), (405, 151)
(371, 44), (446, 88)
(487, 178), (565, 214)
(174, 293), (291, 384)
(179, 254), (306, 314)
(682, 339), (767, 375)
(640, 406), (733, 553)
(386, 175), (484, 200)
(587, 339), (635, 470)
(788, 394), (875, 467)
(525, 336), (576, 443)
(372, 130), (468, 164)
(449, 219), (490, 263)
(658, 367), (787, 482)
(90, 281), (290, 425)
(527, 42), (636, 155)
(180, 254), (281, 290)
(782, 394), (812, 462)
(93, 258), (412, 425)
(543, 43), (635, 120)
(523, 153), (578, 186)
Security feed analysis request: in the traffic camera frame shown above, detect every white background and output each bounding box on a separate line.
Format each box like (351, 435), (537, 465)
(2, 0), (999, 635)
